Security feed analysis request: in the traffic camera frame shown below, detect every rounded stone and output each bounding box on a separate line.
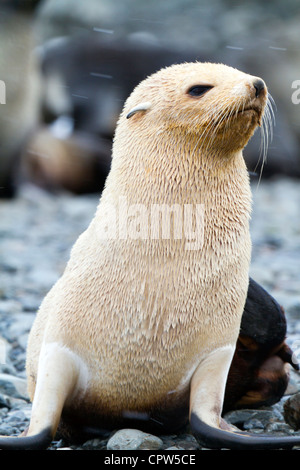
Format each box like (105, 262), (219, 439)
(107, 429), (163, 450)
(284, 393), (300, 431)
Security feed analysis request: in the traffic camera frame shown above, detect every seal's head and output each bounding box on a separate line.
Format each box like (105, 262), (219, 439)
(124, 62), (269, 156)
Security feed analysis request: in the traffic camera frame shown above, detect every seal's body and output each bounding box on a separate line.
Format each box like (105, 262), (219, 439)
(28, 62), (253, 431)
(1, 62), (299, 449)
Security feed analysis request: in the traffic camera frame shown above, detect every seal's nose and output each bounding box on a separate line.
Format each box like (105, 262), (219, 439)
(253, 78), (265, 98)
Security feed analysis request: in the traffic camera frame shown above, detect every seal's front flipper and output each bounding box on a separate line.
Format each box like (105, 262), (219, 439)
(189, 345), (236, 432)
(190, 414), (298, 450)
(0, 342), (86, 450)
(189, 345), (300, 450)
(0, 428), (53, 450)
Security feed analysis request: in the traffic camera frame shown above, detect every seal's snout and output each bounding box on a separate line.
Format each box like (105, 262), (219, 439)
(253, 78), (266, 98)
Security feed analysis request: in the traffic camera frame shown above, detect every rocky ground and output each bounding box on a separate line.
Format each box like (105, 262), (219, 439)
(0, 176), (300, 450)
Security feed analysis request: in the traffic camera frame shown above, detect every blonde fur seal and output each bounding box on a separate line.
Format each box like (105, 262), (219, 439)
(1, 62), (299, 450)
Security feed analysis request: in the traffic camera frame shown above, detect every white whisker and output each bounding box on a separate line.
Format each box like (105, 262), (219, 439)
(254, 93), (275, 188)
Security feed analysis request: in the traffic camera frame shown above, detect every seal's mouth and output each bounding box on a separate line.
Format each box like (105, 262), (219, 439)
(237, 105), (263, 125)
(238, 106), (260, 115)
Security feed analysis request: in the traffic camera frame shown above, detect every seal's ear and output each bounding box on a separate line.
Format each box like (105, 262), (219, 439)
(126, 102), (152, 119)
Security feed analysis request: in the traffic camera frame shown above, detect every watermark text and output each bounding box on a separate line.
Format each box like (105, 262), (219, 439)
(0, 80), (6, 104)
(96, 197), (205, 250)
(291, 80), (300, 104)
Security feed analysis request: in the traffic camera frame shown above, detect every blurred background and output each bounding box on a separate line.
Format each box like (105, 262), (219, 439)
(0, 2), (300, 442)
(0, 0), (300, 198)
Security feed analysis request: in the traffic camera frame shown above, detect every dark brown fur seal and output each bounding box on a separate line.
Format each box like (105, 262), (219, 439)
(224, 278), (298, 414)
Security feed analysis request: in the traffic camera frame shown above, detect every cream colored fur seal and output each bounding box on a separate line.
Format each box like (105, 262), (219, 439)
(1, 62), (299, 449)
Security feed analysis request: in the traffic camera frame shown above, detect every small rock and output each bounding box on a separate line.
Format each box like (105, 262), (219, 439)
(285, 376), (300, 396)
(288, 301), (300, 318)
(81, 438), (107, 450)
(0, 393), (10, 408)
(284, 393), (300, 431)
(165, 445), (185, 450)
(0, 423), (15, 436)
(0, 373), (28, 400)
(0, 300), (23, 315)
(107, 429), (163, 450)
(6, 313), (35, 342)
(224, 409), (260, 427)
(224, 408), (276, 431)
(266, 421), (295, 435)
(6, 410), (28, 425)
(243, 418), (264, 430)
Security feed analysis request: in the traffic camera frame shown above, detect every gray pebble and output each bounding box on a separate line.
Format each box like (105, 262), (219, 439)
(107, 429), (163, 450)
(0, 424), (16, 436)
(81, 438), (107, 450)
(6, 410), (28, 424)
(284, 393), (300, 431)
(0, 373), (28, 400)
(165, 445), (185, 450)
(0, 394), (10, 408)
(243, 418), (265, 430)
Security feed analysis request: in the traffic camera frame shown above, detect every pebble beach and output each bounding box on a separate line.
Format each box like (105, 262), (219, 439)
(0, 176), (300, 450)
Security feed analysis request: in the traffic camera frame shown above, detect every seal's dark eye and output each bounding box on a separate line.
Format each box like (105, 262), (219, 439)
(187, 85), (213, 97)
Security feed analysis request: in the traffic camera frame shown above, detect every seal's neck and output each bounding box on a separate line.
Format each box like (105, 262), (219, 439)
(106, 128), (250, 209)
(97, 130), (252, 255)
